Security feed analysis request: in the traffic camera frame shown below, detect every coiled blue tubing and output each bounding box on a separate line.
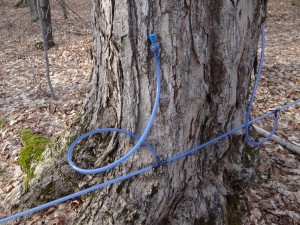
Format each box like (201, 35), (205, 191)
(1, 28), (300, 224)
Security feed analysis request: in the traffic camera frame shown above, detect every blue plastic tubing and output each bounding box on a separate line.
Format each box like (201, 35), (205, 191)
(244, 27), (279, 146)
(66, 35), (162, 175)
(1, 30), (300, 224)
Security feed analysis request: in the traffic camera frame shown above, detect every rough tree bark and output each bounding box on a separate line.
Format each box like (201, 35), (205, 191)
(18, 0), (267, 224)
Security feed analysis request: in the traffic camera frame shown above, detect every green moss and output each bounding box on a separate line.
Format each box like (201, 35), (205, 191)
(18, 129), (50, 189)
(122, 207), (139, 224)
(105, 210), (114, 222)
(0, 164), (4, 174)
(23, 170), (34, 188)
(0, 117), (8, 129)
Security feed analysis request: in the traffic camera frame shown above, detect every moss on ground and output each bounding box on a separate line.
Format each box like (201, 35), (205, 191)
(0, 117), (8, 129)
(18, 129), (50, 189)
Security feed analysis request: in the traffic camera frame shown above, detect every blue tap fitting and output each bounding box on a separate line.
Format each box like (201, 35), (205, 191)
(149, 34), (156, 43)
(149, 33), (160, 58)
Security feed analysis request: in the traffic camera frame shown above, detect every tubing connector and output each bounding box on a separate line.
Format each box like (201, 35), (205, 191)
(149, 34), (160, 59)
(153, 159), (168, 169)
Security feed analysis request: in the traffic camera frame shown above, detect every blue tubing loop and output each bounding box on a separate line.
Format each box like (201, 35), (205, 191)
(67, 34), (161, 174)
(245, 26), (279, 146)
(67, 128), (160, 174)
(1, 30), (300, 224)
(1, 99), (299, 224)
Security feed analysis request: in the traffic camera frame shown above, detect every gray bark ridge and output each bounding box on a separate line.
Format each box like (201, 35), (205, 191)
(19, 1), (267, 225)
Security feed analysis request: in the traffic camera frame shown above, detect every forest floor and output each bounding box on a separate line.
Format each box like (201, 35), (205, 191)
(0, 0), (299, 224)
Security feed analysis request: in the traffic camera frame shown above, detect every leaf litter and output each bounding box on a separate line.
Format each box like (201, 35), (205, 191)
(242, 1), (300, 224)
(0, 0), (92, 223)
(0, 0), (299, 224)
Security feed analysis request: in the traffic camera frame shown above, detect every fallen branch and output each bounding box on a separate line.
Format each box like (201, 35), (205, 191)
(253, 125), (300, 155)
(268, 210), (300, 221)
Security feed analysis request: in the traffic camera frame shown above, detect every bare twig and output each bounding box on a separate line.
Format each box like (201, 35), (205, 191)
(36, 0), (55, 99)
(253, 125), (300, 155)
(54, 0), (87, 24)
(57, 0), (67, 19)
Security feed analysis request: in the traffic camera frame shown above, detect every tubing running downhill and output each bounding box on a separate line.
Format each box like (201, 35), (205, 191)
(1, 28), (300, 224)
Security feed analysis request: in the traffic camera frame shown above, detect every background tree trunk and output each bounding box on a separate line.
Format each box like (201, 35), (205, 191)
(38, 0), (54, 47)
(14, 0), (28, 8)
(29, 0), (38, 22)
(19, 0), (267, 224)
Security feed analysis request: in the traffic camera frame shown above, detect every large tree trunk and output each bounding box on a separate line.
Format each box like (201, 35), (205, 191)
(18, 0), (267, 224)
